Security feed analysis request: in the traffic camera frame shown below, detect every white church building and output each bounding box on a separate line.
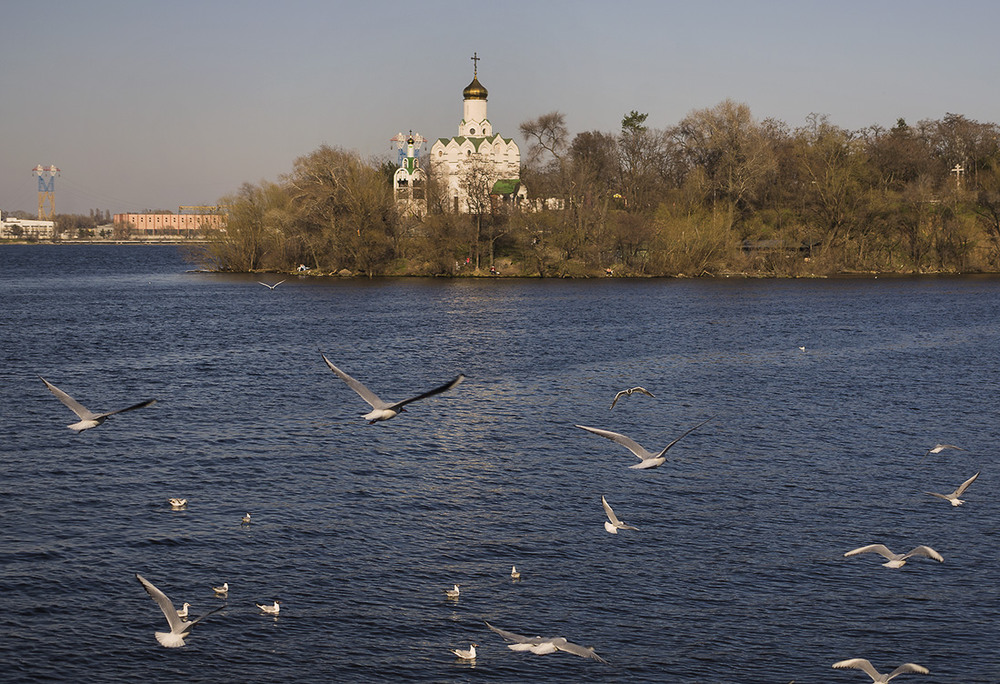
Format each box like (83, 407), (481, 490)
(428, 56), (526, 214)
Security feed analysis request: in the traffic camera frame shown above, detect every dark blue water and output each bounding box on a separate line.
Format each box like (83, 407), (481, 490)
(2, 245), (998, 683)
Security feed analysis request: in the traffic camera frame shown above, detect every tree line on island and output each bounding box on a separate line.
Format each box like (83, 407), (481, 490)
(198, 100), (1000, 277)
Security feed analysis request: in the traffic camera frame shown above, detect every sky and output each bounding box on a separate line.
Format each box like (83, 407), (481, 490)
(2, 0), (999, 216)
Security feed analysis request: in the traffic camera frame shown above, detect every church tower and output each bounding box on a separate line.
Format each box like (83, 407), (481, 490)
(430, 53), (525, 213)
(458, 54), (492, 138)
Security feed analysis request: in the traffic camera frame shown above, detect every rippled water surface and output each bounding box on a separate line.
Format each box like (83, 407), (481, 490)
(2, 245), (999, 682)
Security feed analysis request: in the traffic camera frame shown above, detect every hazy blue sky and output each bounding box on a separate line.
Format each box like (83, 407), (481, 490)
(3, 0), (998, 216)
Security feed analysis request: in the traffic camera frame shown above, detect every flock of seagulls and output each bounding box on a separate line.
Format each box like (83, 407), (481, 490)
(38, 345), (981, 676)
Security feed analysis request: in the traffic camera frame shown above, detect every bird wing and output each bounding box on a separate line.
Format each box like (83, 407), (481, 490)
(904, 546), (943, 562)
(95, 398), (157, 420)
(886, 663), (930, 679)
(924, 491), (951, 501)
(832, 658), (880, 679)
(274, 280), (286, 287)
(654, 417), (714, 458)
(575, 425), (654, 460)
(609, 391), (626, 409)
(552, 637), (608, 663)
(388, 374), (465, 411)
(954, 471), (980, 497)
(631, 387), (654, 398)
(40, 377), (98, 420)
(844, 544), (895, 560)
(321, 354), (387, 409)
(601, 496), (622, 526)
(136, 573), (186, 634)
(485, 621), (540, 644)
(181, 604), (225, 634)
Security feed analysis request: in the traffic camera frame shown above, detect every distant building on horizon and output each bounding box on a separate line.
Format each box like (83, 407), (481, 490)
(113, 207), (225, 237)
(428, 55), (526, 213)
(0, 213), (55, 239)
(392, 132), (428, 218)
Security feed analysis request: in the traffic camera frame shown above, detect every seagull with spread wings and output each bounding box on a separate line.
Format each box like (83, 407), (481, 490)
(609, 386), (654, 409)
(602, 495), (638, 534)
(485, 622), (608, 663)
(832, 658), (928, 682)
(40, 377), (156, 433)
(843, 544), (943, 569)
(321, 353), (464, 423)
(925, 471), (980, 506)
(575, 417), (713, 469)
(135, 573), (223, 648)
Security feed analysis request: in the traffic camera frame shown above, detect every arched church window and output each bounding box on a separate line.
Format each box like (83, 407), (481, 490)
(470, 128), (476, 135)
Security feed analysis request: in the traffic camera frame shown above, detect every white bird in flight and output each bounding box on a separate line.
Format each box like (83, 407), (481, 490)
(321, 353), (464, 423)
(40, 377), (157, 433)
(832, 658), (929, 682)
(485, 622), (608, 663)
(451, 643), (477, 660)
(135, 573), (223, 648)
(575, 417), (713, 469)
(609, 386), (655, 409)
(925, 471), (979, 506)
(922, 443), (965, 461)
(212, 582), (228, 597)
(445, 584), (460, 598)
(257, 279), (286, 290)
(168, 498), (187, 509)
(256, 600), (280, 615)
(844, 544), (943, 568)
(602, 495), (638, 534)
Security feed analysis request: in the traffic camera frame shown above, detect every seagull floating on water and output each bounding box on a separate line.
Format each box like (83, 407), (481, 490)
(485, 622), (608, 663)
(922, 443), (965, 461)
(445, 584), (460, 598)
(609, 386), (654, 409)
(844, 544), (943, 568)
(256, 600), (280, 615)
(168, 498), (187, 509)
(176, 602), (191, 619)
(832, 658), (929, 682)
(451, 643), (477, 660)
(40, 377), (156, 433)
(602, 495), (638, 534)
(321, 353), (464, 423)
(135, 573), (223, 648)
(212, 582), (228, 597)
(257, 279), (286, 290)
(510, 566), (520, 580)
(925, 471), (979, 506)
(575, 417), (713, 469)
(241, 512), (251, 525)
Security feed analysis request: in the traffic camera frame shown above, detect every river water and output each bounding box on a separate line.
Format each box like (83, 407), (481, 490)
(1, 244), (998, 682)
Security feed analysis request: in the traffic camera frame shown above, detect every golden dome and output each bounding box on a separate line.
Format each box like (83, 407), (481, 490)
(463, 75), (488, 100)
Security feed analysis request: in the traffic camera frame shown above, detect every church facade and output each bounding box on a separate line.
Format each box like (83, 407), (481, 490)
(428, 57), (526, 214)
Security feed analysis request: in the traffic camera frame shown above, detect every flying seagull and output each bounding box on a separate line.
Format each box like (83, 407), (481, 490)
(485, 622), (608, 663)
(451, 643), (477, 660)
(925, 471), (980, 506)
(321, 353), (464, 423)
(135, 573), (223, 648)
(844, 544), (943, 568)
(257, 279), (286, 290)
(602, 495), (638, 534)
(832, 658), (929, 682)
(921, 443), (965, 461)
(40, 377), (156, 433)
(609, 386), (655, 409)
(575, 417), (713, 469)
